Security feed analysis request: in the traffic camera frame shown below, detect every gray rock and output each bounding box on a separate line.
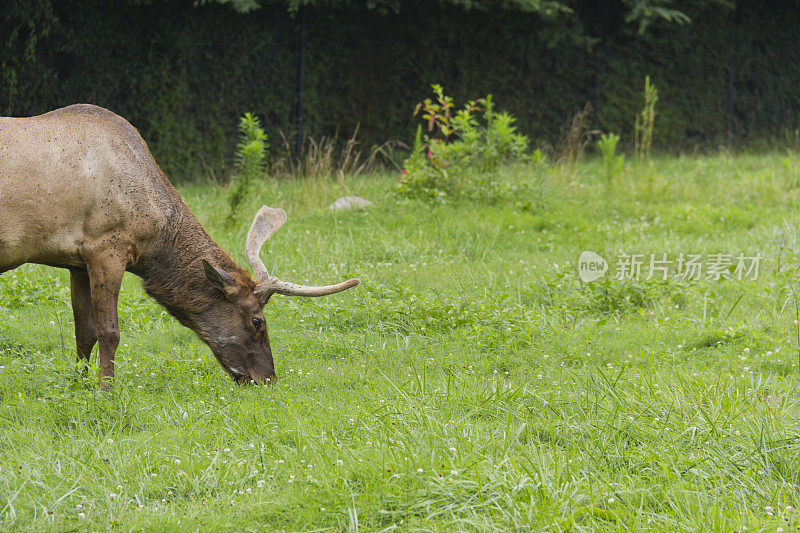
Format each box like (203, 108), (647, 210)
(328, 195), (374, 210)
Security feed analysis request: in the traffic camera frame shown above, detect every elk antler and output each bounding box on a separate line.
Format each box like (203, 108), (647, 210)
(245, 205), (360, 304)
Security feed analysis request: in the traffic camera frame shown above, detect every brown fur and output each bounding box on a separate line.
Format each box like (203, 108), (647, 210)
(0, 104), (275, 386)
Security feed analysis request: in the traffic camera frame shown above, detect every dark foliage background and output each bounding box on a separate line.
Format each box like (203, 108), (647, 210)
(2, 0), (799, 180)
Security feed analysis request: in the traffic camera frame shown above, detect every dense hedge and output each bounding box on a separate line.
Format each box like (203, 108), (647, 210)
(2, 0), (799, 180)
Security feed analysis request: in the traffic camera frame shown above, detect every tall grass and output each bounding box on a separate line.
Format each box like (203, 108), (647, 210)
(275, 126), (403, 181)
(634, 76), (658, 188)
(556, 102), (599, 177)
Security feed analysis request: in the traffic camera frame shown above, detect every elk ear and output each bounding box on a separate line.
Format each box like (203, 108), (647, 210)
(203, 259), (238, 298)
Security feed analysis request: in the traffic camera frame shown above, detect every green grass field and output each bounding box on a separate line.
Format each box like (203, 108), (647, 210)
(2, 154), (800, 531)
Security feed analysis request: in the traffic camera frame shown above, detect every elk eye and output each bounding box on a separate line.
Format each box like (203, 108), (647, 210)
(252, 317), (262, 330)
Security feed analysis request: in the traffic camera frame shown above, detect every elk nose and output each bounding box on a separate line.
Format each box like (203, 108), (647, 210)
(251, 372), (277, 385)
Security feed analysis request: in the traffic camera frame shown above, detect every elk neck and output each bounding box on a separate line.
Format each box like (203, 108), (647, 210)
(131, 201), (253, 332)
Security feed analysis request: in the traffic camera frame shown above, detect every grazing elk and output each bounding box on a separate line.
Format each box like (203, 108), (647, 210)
(0, 104), (359, 386)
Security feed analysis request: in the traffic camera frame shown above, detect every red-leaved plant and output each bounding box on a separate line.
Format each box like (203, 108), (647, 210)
(396, 84), (530, 201)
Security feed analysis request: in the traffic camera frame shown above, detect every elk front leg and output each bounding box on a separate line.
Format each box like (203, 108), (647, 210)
(70, 269), (97, 370)
(85, 252), (127, 388)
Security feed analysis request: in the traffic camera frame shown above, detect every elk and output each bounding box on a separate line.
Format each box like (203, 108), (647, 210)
(0, 104), (359, 386)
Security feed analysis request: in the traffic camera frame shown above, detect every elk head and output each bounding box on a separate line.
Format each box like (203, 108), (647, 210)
(201, 206), (359, 384)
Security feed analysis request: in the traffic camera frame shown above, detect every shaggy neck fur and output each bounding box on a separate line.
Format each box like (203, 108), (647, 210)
(133, 202), (253, 335)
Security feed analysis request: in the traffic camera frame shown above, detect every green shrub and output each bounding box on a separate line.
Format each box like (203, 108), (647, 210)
(227, 113), (268, 225)
(583, 277), (688, 315)
(395, 85), (530, 202)
(781, 156), (800, 189)
(597, 132), (624, 183)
